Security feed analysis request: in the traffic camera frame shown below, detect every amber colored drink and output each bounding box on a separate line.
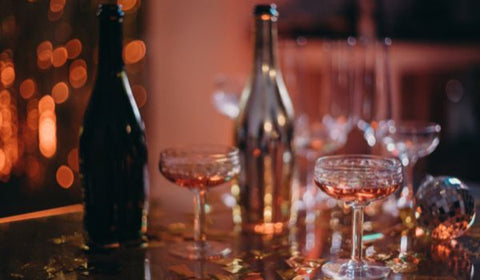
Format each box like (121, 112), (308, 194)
(314, 180), (401, 204)
(160, 168), (232, 189)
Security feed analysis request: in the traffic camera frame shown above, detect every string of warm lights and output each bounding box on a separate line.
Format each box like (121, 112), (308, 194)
(0, 0), (147, 194)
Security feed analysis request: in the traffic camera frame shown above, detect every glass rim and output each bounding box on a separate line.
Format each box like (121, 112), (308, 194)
(159, 144), (239, 160)
(383, 120), (441, 133)
(314, 154), (403, 175)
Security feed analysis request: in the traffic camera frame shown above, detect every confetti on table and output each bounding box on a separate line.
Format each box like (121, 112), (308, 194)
(168, 264), (195, 278)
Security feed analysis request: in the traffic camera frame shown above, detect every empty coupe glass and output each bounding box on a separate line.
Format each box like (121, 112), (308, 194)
(379, 121), (441, 210)
(314, 155), (403, 279)
(159, 145), (240, 259)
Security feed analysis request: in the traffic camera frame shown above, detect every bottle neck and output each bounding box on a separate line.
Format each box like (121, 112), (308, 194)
(97, 4), (124, 74)
(253, 16), (278, 71)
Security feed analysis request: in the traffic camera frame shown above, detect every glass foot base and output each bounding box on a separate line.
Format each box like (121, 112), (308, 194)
(322, 259), (390, 280)
(169, 241), (231, 260)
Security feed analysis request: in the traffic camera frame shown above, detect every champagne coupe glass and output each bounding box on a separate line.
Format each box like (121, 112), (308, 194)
(314, 155), (403, 279)
(159, 145), (240, 259)
(355, 38), (393, 148)
(379, 121), (441, 221)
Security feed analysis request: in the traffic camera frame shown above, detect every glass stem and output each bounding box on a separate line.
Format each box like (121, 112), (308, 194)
(193, 189), (207, 250)
(405, 163), (415, 203)
(306, 151), (317, 200)
(351, 205), (365, 264)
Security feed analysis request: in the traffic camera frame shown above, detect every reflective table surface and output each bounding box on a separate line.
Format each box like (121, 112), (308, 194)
(1, 194), (479, 280)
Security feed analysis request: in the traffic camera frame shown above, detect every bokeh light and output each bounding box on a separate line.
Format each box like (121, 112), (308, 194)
(26, 98), (39, 131)
(119, 0), (139, 12)
(0, 0), (146, 197)
(1, 65), (15, 87)
(37, 41), (53, 70)
(131, 84), (147, 108)
(67, 148), (79, 172)
(65, 38), (82, 59)
(0, 88), (18, 181)
(0, 149), (5, 172)
(48, 9), (64, 22)
(123, 40), (146, 64)
(38, 95), (56, 158)
(20, 79), (36, 99)
(39, 112), (56, 158)
(56, 165), (74, 189)
(27, 108), (39, 130)
(49, 0), (66, 13)
(38, 95), (55, 114)
(69, 59), (87, 88)
(52, 82), (69, 104)
(52, 47), (68, 67)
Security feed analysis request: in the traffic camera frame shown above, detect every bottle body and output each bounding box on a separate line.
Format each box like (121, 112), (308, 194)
(234, 5), (294, 234)
(79, 4), (149, 248)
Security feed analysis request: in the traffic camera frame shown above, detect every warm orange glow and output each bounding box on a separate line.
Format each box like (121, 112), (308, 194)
(0, 88), (18, 181)
(20, 79), (36, 99)
(65, 39), (82, 59)
(25, 156), (40, 178)
(67, 148), (79, 172)
(39, 112), (57, 158)
(37, 41), (53, 54)
(71, 58), (86, 68)
(260, 14), (272, 21)
(124, 40), (146, 64)
(0, 204), (82, 224)
(38, 95), (55, 114)
(119, 0), (138, 11)
(56, 165), (74, 189)
(132, 84), (147, 108)
(27, 108), (39, 130)
(37, 55), (52, 69)
(0, 89), (11, 104)
(69, 59), (87, 88)
(38, 95), (57, 158)
(1, 66), (15, 86)
(50, 0), (66, 13)
(253, 222), (284, 234)
(0, 149), (5, 172)
(52, 82), (69, 104)
(48, 8), (64, 22)
(52, 47), (68, 67)
(37, 41), (53, 70)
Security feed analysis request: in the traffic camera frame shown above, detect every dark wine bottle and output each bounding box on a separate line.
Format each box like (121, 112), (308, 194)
(234, 4), (295, 234)
(79, 3), (149, 249)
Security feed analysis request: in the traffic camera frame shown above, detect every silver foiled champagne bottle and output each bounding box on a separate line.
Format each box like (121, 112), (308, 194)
(234, 4), (294, 234)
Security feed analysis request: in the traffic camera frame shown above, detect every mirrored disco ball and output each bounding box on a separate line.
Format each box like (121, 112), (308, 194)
(415, 176), (476, 240)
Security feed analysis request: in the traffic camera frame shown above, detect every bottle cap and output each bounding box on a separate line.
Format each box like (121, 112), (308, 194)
(97, 3), (124, 18)
(253, 4), (278, 17)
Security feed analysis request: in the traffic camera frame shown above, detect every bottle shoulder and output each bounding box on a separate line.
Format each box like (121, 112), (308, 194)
(81, 79), (147, 153)
(84, 72), (144, 125)
(237, 74), (294, 124)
